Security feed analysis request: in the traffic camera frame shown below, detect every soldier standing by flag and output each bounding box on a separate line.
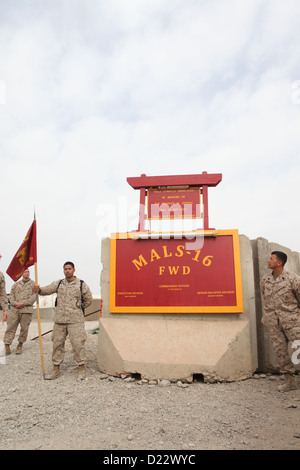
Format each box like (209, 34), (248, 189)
(33, 261), (93, 380)
(5, 217), (47, 378)
(4, 268), (36, 355)
(0, 254), (9, 323)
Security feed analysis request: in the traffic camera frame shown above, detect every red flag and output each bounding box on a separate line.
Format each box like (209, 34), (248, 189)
(6, 220), (37, 281)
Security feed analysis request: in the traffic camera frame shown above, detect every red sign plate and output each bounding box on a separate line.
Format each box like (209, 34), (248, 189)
(110, 230), (243, 313)
(147, 187), (201, 220)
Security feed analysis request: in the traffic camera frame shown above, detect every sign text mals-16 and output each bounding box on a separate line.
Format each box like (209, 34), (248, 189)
(109, 230), (243, 314)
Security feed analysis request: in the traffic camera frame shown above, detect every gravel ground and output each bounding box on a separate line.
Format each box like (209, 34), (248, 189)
(0, 319), (300, 451)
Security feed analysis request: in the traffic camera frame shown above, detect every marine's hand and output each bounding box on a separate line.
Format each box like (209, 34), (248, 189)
(2, 310), (8, 323)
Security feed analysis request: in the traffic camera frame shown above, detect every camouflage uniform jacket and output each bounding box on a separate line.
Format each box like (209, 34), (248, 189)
(39, 277), (93, 324)
(0, 271), (8, 311)
(10, 279), (36, 314)
(260, 270), (300, 327)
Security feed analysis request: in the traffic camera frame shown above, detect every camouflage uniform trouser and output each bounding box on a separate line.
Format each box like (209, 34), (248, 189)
(51, 323), (87, 366)
(263, 312), (300, 374)
(4, 311), (32, 345)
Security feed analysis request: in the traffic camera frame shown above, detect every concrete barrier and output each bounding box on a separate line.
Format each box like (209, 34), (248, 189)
(97, 234), (258, 382)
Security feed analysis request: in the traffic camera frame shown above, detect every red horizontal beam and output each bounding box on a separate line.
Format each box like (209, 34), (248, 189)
(127, 172), (222, 189)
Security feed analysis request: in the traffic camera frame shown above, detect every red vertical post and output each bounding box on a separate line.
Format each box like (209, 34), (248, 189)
(138, 187), (146, 232)
(202, 185), (209, 230)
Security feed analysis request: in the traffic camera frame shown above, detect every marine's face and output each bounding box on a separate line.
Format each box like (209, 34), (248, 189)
(64, 264), (75, 279)
(23, 269), (30, 281)
(267, 254), (281, 270)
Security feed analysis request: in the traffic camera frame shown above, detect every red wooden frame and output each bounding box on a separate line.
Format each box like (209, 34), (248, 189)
(127, 171), (222, 231)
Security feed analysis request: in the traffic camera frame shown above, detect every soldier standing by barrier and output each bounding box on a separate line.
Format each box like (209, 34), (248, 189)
(260, 251), (300, 392)
(33, 261), (93, 380)
(0, 254), (8, 323)
(4, 268), (36, 355)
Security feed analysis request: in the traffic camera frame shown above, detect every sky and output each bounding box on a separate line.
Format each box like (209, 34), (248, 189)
(0, 0), (299, 295)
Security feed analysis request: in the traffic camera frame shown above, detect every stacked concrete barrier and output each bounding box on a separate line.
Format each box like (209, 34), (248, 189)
(97, 234), (260, 382)
(97, 234), (300, 381)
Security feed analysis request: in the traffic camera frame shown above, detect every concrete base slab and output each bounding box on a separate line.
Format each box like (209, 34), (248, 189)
(97, 317), (256, 382)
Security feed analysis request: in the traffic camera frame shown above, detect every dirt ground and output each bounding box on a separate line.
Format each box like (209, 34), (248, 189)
(0, 319), (299, 452)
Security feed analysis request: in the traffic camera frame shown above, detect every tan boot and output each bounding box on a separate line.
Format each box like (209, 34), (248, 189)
(45, 365), (60, 380)
(78, 364), (86, 380)
(16, 343), (23, 354)
(278, 373), (297, 392)
(5, 344), (11, 355)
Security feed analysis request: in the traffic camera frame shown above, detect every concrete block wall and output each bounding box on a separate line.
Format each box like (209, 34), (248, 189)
(97, 234), (259, 382)
(98, 233), (300, 380)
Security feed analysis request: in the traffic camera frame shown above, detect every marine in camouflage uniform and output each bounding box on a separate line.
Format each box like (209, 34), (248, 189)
(0, 254), (9, 323)
(0, 272), (8, 313)
(260, 251), (300, 392)
(34, 261), (93, 380)
(4, 268), (36, 355)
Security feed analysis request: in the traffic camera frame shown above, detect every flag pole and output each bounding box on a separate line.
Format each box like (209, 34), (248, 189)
(34, 209), (45, 379)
